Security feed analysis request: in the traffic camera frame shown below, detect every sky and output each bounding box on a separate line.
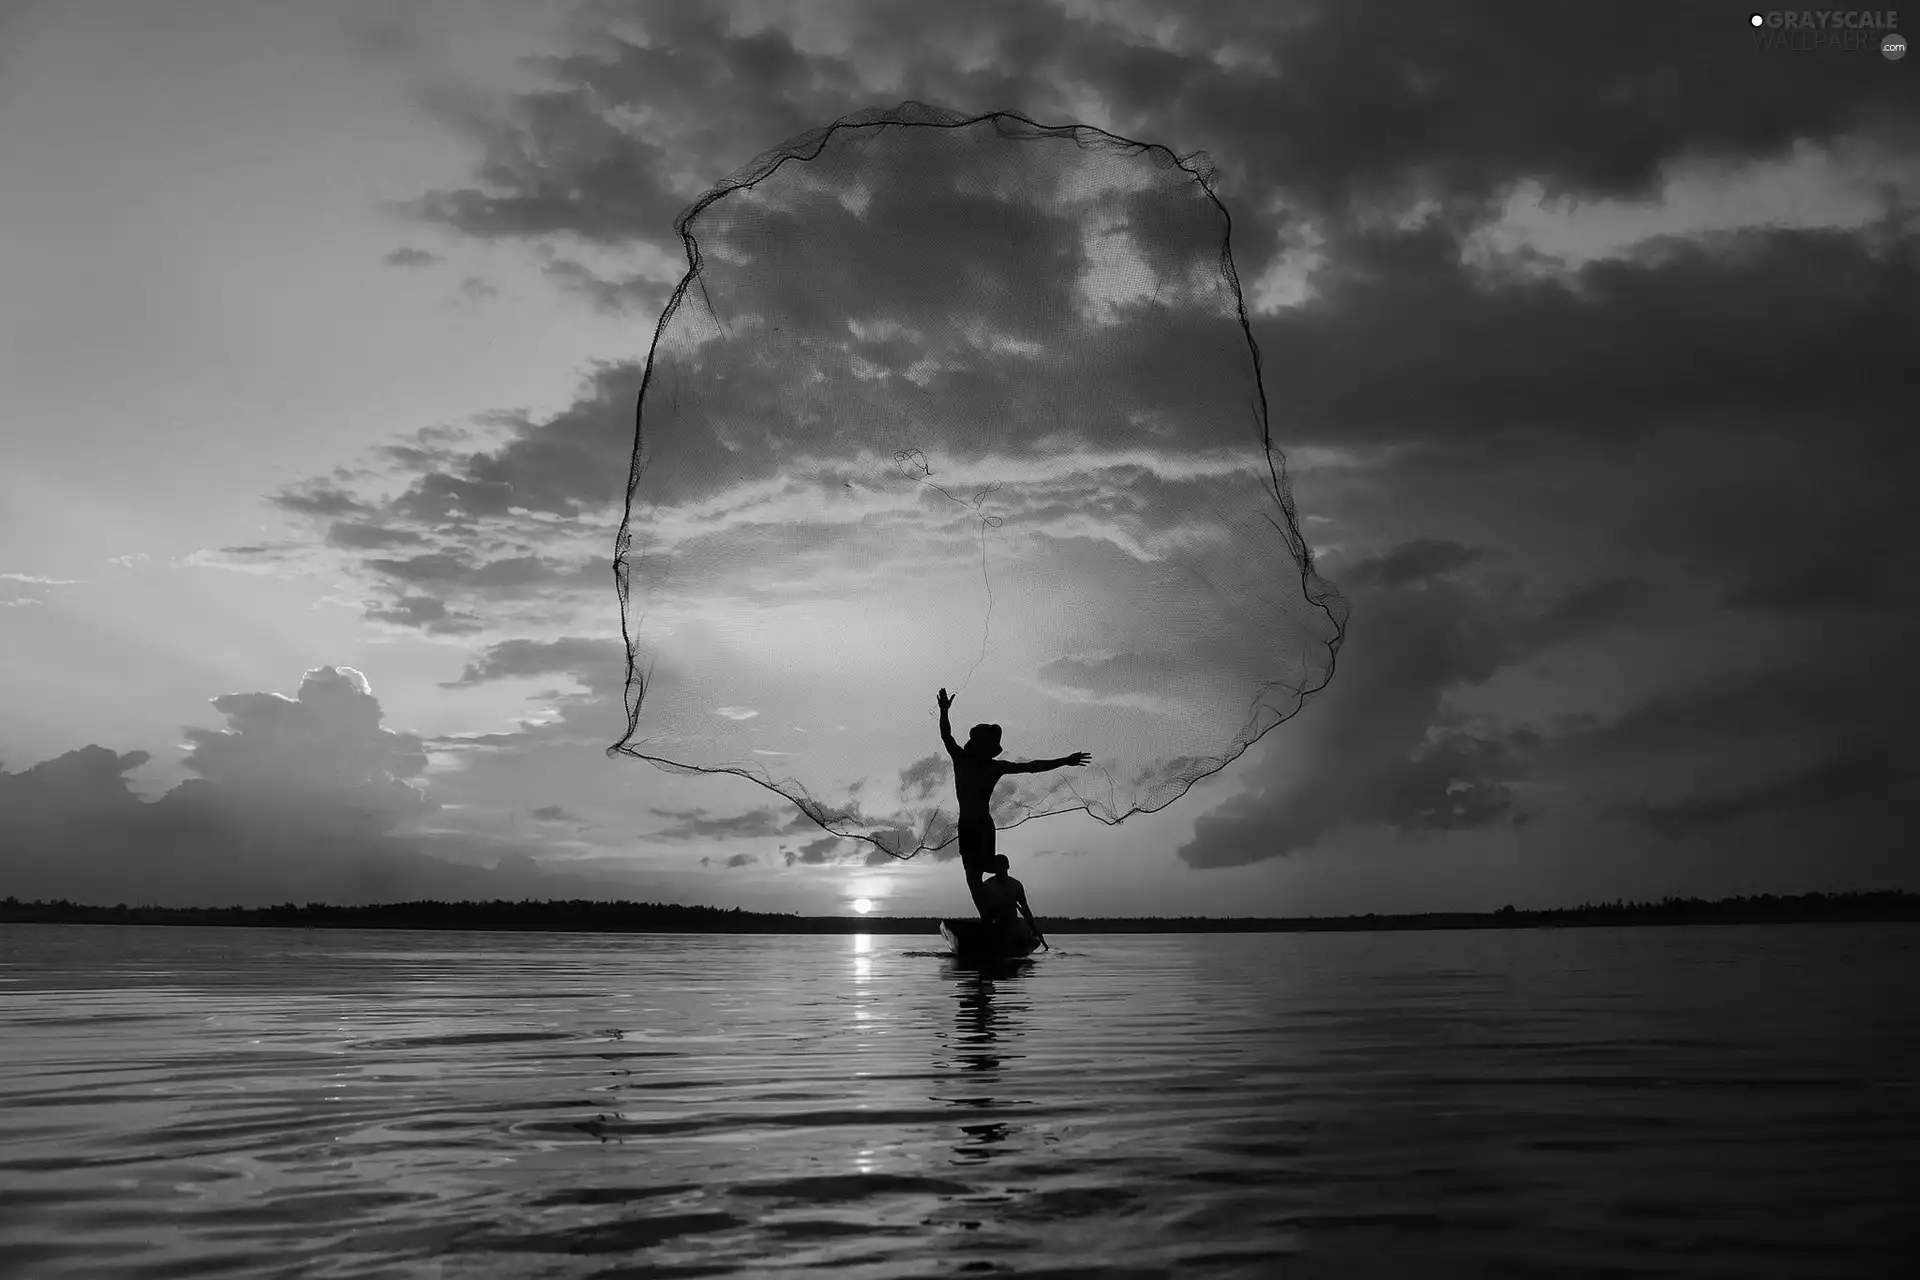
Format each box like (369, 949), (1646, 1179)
(2, 0), (1915, 918)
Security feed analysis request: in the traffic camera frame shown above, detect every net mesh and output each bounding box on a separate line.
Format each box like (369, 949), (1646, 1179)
(610, 103), (1346, 860)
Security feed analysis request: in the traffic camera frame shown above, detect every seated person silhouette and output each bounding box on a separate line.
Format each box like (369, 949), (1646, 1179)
(980, 853), (1049, 950)
(937, 686), (1088, 920)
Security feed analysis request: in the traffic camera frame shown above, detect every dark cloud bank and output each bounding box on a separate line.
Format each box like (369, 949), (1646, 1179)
(0, 667), (634, 907)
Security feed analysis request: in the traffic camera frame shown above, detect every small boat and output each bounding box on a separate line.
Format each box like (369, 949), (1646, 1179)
(940, 917), (1041, 960)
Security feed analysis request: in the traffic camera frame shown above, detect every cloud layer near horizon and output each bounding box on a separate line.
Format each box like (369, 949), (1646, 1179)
(0, 667), (637, 907)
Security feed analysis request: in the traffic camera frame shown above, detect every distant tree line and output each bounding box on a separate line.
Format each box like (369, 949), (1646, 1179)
(1, 890), (1916, 934)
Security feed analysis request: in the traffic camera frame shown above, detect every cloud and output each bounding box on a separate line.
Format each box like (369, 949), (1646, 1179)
(897, 753), (944, 802)
(1, 744), (151, 807)
(373, 363), (641, 528)
(106, 553), (150, 568)
(377, 4), (1919, 474)
(394, 2), (1915, 293)
(1, 573), (83, 586)
(184, 543), (310, 576)
(1619, 744), (1908, 839)
(1338, 539), (1482, 590)
(648, 805), (812, 841)
(0, 667), (645, 907)
(724, 852), (759, 868)
(340, 5), (1918, 617)
(409, 89), (687, 246)
(1256, 225), (1920, 447)
(529, 804), (584, 823)
(365, 595), (483, 635)
(420, 636), (639, 763)
(1623, 419), (1920, 620)
(271, 484), (372, 519)
(1516, 577), (1663, 650)
(457, 275), (498, 303)
(1, 569), (81, 606)
(541, 256), (676, 314)
(1171, 513), (1912, 869)
(1177, 576), (1514, 868)
(1541, 653), (1908, 789)
(365, 551), (562, 590)
(1036, 651), (1183, 700)
(383, 247), (442, 267)
(179, 666), (434, 833)
(494, 852), (541, 877)
(1060, 1), (1913, 249)
(326, 522), (426, 550)
(440, 637), (622, 691)
(1722, 557), (1897, 614)
(783, 833), (853, 866)
(1172, 555), (1686, 868)
(310, 27), (1913, 655)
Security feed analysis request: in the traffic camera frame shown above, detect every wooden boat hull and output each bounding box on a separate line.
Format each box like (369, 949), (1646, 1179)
(940, 917), (1041, 960)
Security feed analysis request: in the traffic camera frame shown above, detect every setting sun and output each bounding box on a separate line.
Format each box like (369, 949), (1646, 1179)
(852, 898), (873, 914)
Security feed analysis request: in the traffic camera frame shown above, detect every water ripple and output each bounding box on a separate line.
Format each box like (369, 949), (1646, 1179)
(2, 923), (1917, 1277)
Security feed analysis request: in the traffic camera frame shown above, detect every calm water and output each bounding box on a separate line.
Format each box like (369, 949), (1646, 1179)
(2, 923), (1916, 1278)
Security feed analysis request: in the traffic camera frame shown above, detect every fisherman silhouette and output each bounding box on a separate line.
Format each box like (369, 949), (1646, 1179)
(980, 853), (1049, 951)
(937, 687), (1087, 920)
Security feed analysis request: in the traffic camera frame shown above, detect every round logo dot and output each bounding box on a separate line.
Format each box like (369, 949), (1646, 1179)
(1749, 12), (1765, 27)
(1886, 33), (1907, 60)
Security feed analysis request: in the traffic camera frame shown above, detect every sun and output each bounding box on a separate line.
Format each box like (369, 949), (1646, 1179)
(852, 898), (873, 914)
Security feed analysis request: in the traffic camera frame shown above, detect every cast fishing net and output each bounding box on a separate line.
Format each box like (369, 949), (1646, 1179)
(610, 103), (1346, 859)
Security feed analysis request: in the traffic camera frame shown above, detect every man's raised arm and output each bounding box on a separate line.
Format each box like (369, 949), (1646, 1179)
(937, 688), (961, 758)
(1008, 751), (1091, 774)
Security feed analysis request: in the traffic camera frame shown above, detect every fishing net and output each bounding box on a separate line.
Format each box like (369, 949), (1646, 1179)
(609, 103), (1345, 859)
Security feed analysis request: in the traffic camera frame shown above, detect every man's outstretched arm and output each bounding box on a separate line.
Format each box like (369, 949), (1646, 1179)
(937, 687), (961, 758)
(1007, 751), (1091, 774)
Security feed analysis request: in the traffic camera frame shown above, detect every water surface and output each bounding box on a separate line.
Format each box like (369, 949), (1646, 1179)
(2, 923), (1916, 1276)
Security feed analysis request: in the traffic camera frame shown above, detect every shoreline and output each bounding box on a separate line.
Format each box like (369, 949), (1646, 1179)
(4, 892), (1916, 935)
